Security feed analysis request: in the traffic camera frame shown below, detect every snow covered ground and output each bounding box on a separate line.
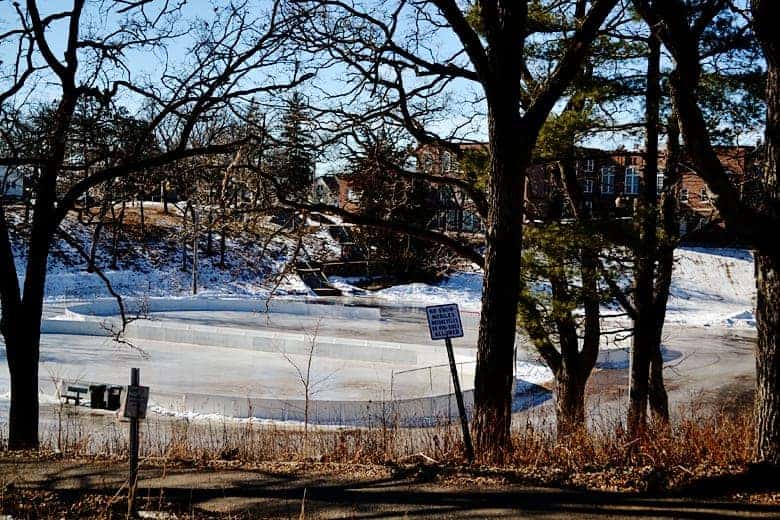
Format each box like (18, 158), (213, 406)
(6, 204), (310, 300)
(664, 248), (756, 328)
(0, 204), (758, 426)
(338, 248), (757, 329)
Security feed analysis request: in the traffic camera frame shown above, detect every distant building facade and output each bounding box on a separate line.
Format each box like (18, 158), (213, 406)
(1, 166), (24, 199)
(314, 142), (761, 241)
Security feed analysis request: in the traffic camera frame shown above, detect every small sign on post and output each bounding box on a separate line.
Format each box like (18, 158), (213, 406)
(425, 304), (473, 462)
(426, 303), (464, 341)
(125, 368), (149, 515)
(123, 384), (150, 419)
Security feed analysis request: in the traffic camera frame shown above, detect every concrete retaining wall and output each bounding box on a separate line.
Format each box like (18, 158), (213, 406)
(125, 320), (420, 364)
(152, 387), (477, 426)
(66, 298), (381, 321)
(41, 319), (109, 336)
(41, 317), (420, 364)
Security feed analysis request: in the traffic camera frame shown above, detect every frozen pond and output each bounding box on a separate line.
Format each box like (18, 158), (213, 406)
(0, 298), (554, 426)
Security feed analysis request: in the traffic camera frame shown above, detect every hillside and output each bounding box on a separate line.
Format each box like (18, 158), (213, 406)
(2, 203), (757, 331)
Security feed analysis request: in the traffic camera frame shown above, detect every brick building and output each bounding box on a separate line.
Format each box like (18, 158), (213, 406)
(314, 142), (761, 240)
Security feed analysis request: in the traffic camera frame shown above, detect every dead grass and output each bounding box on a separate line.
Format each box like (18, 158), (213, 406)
(4, 397), (756, 495)
(0, 400), (773, 519)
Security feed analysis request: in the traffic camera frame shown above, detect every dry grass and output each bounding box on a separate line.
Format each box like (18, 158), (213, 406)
(0, 400), (770, 519)
(5, 397), (754, 495)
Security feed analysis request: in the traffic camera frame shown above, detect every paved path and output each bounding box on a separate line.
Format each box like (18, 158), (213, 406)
(1, 459), (779, 518)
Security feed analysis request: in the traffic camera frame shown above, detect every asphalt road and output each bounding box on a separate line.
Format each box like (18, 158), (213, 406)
(1, 458), (779, 518)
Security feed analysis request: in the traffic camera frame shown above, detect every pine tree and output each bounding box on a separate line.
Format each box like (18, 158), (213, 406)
(344, 134), (438, 276)
(274, 93), (315, 202)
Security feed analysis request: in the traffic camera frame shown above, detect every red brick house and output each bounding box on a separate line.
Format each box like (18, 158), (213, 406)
(318, 142), (761, 240)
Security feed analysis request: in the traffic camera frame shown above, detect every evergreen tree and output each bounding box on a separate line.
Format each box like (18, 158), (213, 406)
(274, 93), (315, 202)
(344, 135), (439, 276)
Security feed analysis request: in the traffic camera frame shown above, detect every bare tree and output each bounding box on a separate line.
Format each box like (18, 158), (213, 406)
(634, 0), (779, 465)
(0, 0), (311, 449)
(283, 0), (620, 459)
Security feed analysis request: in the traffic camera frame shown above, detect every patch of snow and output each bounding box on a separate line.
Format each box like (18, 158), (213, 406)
(665, 247), (756, 328)
(368, 247), (757, 329)
(374, 272), (483, 311)
(515, 360), (553, 386)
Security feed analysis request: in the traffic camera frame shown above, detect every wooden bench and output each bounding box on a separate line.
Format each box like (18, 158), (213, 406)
(60, 383), (89, 406)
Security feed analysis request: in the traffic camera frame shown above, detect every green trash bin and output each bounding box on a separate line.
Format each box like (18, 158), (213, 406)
(106, 386), (122, 411)
(89, 384), (106, 409)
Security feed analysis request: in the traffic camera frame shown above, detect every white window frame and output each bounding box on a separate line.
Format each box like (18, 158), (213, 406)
(441, 152), (452, 173)
(600, 167), (615, 194)
(583, 159), (594, 172)
(624, 167), (640, 195)
(680, 188), (689, 203)
(583, 179), (594, 193)
(656, 173), (665, 194)
(422, 153), (433, 172)
(700, 187), (709, 202)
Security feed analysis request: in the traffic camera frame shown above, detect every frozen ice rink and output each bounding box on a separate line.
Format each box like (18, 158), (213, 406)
(1, 298), (555, 426)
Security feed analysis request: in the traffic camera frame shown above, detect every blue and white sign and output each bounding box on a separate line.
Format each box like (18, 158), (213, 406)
(425, 303), (464, 340)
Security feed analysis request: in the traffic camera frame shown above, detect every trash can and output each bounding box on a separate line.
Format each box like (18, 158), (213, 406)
(106, 386), (122, 411)
(89, 384), (106, 409)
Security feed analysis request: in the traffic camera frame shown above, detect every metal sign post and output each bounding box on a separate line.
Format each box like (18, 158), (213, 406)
(425, 304), (474, 462)
(125, 367), (149, 513)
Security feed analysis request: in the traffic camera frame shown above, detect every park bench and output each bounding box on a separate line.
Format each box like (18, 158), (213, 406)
(59, 381), (123, 410)
(60, 382), (89, 406)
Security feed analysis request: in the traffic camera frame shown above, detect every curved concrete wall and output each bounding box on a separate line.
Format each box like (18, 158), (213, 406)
(42, 316), (422, 364)
(66, 297), (381, 321)
(152, 386), (478, 426)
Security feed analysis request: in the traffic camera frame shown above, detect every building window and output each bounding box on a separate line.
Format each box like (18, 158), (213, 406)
(422, 153), (433, 172)
(700, 187), (709, 202)
(601, 167), (615, 194)
(583, 179), (594, 193)
(441, 152), (452, 173)
(624, 167), (640, 195)
(656, 173), (665, 194)
(438, 185), (453, 203)
(680, 188), (689, 203)
(346, 188), (359, 202)
(582, 159), (594, 172)
(407, 156), (418, 172)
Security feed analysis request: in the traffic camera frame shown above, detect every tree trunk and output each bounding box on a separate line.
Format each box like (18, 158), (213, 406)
(181, 202), (190, 272)
(88, 201), (108, 273)
(206, 208), (214, 256)
(555, 367), (586, 438)
(753, 0), (780, 465)
(139, 196), (146, 245)
(161, 181), (168, 214)
(756, 252), (780, 464)
(220, 225), (227, 268)
(648, 109), (681, 426)
(6, 326), (40, 450)
(472, 104), (527, 460)
(110, 200), (125, 270)
(628, 32), (662, 437)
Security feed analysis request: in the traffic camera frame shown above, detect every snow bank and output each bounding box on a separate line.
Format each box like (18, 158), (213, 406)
(665, 248), (756, 328)
(367, 248), (757, 329)
(374, 272), (483, 311)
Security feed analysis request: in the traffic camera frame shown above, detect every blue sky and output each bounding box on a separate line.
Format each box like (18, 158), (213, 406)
(0, 0), (765, 175)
